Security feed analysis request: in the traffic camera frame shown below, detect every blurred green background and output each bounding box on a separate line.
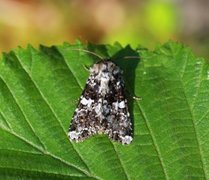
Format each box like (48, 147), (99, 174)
(0, 0), (209, 58)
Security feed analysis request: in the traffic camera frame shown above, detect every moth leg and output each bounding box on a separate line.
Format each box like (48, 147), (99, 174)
(125, 89), (141, 101)
(83, 64), (90, 71)
(132, 96), (142, 101)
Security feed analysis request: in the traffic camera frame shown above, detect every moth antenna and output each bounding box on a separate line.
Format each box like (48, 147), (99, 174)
(123, 56), (140, 59)
(70, 48), (104, 60)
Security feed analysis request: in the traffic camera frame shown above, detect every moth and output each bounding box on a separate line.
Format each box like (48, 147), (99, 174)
(68, 59), (133, 145)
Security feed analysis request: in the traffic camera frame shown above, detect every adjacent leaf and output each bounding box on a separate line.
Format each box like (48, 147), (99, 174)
(0, 41), (209, 179)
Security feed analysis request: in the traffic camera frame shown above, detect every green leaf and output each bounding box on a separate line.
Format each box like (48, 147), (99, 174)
(0, 41), (209, 179)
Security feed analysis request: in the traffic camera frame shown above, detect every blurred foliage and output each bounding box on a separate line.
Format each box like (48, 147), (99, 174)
(0, 0), (209, 58)
(105, 1), (177, 49)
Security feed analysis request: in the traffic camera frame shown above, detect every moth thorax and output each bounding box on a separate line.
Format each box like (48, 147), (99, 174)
(90, 61), (116, 73)
(99, 75), (110, 94)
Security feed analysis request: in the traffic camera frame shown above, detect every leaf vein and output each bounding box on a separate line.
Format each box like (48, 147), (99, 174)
(0, 111), (12, 130)
(1, 127), (94, 178)
(0, 76), (46, 151)
(14, 52), (99, 178)
(0, 167), (88, 179)
(135, 102), (169, 180)
(180, 79), (207, 178)
(111, 143), (130, 180)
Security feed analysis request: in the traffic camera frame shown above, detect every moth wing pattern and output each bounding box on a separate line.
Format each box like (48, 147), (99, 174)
(68, 60), (133, 145)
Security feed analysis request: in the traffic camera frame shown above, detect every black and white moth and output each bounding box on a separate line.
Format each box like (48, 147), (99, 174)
(68, 60), (133, 145)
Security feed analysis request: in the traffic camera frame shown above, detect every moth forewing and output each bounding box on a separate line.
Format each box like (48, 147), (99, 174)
(68, 60), (133, 145)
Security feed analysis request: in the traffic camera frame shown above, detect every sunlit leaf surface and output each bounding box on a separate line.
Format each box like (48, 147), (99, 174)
(0, 42), (209, 179)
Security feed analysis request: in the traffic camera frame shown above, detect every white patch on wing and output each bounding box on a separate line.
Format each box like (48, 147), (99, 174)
(68, 131), (80, 140)
(80, 97), (89, 105)
(120, 135), (133, 145)
(81, 97), (94, 107)
(119, 101), (125, 108)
